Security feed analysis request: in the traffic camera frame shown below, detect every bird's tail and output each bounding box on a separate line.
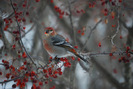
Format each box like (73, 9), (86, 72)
(68, 48), (89, 64)
(58, 44), (89, 64)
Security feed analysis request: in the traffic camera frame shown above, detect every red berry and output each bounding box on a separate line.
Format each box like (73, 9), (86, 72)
(49, 56), (53, 59)
(13, 3), (17, 7)
(50, 0), (53, 3)
(26, 12), (29, 16)
(118, 58), (121, 62)
(39, 82), (43, 86)
(78, 58), (80, 61)
(59, 71), (62, 75)
(74, 46), (78, 49)
(89, 3), (92, 8)
(12, 44), (16, 49)
(23, 27), (26, 30)
(81, 32), (84, 35)
(45, 81), (48, 84)
(35, 0), (40, 2)
(109, 53), (113, 56)
(81, 9), (85, 13)
(98, 42), (101, 47)
(120, 35), (122, 39)
(6, 73), (10, 79)
(76, 10), (80, 13)
(126, 46), (130, 51)
(77, 30), (81, 33)
(104, 8), (108, 12)
(36, 86), (41, 89)
(119, 0), (122, 2)
(2, 60), (5, 63)
(113, 69), (117, 74)
(12, 84), (16, 88)
(59, 15), (63, 19)
(0, 72), (2, 75)
(24, 61), (27, 65)
(102, 2), (105, 6)
(22, 4), (26, 7)
(22, 52), (27, 58)
(71, 56), (75, 60)
(112, 2), (115, 5)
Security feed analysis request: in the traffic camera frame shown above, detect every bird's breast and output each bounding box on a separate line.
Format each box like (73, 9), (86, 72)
(44, 40), (53, 53)
(43, 39), (72, 58)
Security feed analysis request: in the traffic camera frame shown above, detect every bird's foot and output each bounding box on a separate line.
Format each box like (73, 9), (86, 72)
(54, 56), (60, 63)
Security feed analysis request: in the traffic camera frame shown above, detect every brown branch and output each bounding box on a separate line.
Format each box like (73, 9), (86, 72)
(119, 18), (130, 30)
(67, 0), (76, 45)
(0, 76), (23, 84)
(21, 23), (35, 38)
(111, 11), (120, 46)
(0, 63), (6, 66)
(81, 18), (103, 51)
(89, 51), (127, 57)
(124, 63), (132, 89)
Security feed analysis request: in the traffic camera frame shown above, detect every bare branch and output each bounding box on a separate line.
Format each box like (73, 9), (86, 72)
(81, 18), (103, 51)
(22, 23), (35, 38)
(119, 18), (130, 30)
(111, 12), (120, 46)
(0, 76), (23, 84)
(67, 0), (76, 45)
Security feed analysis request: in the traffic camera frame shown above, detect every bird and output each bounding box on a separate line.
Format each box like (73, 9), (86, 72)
(43, 27), (89, 64)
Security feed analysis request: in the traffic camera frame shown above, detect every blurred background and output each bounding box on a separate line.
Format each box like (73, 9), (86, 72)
(0, 0), (133, 89)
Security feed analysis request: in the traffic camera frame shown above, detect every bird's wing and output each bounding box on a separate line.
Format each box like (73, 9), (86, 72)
(51, 34), (90, 64)
(51, 34), (73, 49)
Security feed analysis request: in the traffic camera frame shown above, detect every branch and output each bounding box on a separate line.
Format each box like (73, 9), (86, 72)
(0, 63), (6, 66)
(10, 0), (37, 66)
(81, 18), (103, 51)
(111, 12), (120, 46)
(21, 23), (35, 38)
(119, 18), (130, 30)
(0, 76), (23, 84)
(67, 0), (76, 45)
(89, 51), (127, 57)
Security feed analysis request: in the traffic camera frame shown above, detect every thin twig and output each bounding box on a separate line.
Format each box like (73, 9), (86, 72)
(67, 0), (76, 45)
(0, 76), (23, 84)
(0, 63), (6, 66)
(89, 51), (127, 56)
(111, 12), (120, 46)
(119, 18), (130, 30)
(81, 18), (103, 51)
(22, 23), (35, 38)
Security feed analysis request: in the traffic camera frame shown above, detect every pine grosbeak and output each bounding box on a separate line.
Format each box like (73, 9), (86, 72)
(43, 27), (89, 63)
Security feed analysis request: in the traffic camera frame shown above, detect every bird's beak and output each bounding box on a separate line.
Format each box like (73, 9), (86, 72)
(45, 32), (49, 36)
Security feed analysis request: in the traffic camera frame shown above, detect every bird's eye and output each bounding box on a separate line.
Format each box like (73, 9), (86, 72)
(45, 30), (49, 33)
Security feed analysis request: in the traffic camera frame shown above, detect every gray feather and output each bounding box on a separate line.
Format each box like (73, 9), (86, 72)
(51, 35), (73, 48)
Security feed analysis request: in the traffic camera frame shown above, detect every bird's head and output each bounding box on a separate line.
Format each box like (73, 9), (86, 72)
(44, 27), (56, 37)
